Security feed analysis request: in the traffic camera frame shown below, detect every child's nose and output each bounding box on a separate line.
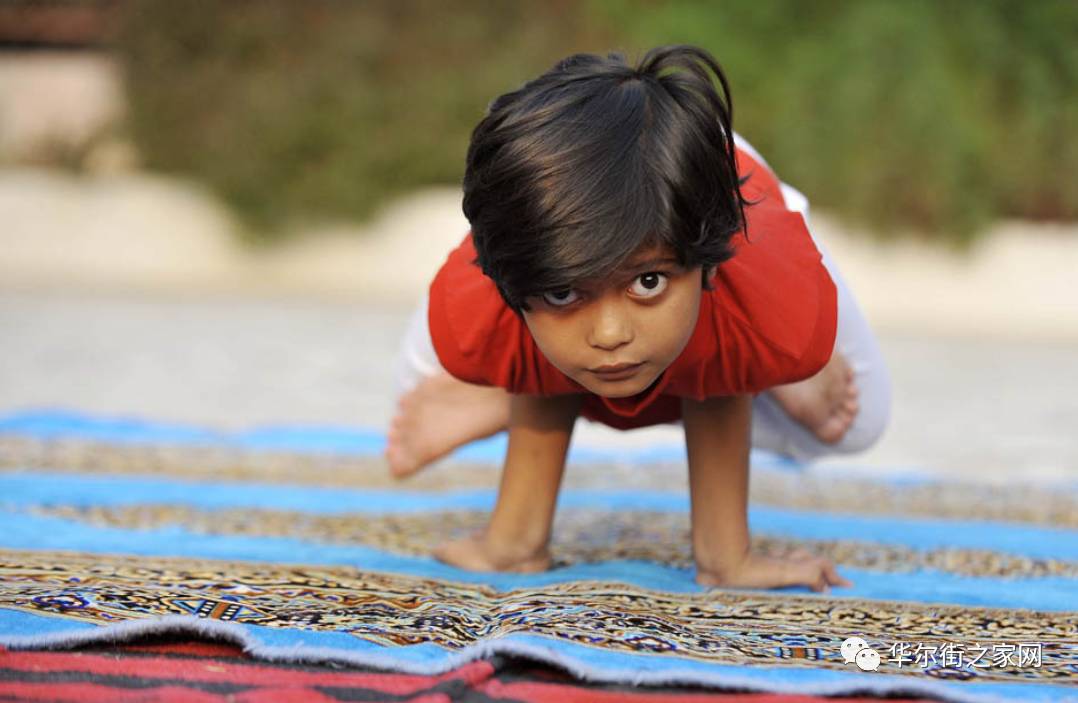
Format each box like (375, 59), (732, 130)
(587, 298), (634, 350)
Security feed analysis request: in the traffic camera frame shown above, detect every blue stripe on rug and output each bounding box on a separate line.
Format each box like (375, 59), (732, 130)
(2, 472), (1075, 561)
(0, 511), (1075, 612)
(0, 409), (642, 462)
(0, 409), (831, 471)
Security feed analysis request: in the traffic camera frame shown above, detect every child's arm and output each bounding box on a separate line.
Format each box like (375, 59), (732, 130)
(434, 392), (582, 572)
(682, 394), (853, 592)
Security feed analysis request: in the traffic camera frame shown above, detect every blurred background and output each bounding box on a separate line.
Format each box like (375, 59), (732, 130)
(1, 0), (1076, 479)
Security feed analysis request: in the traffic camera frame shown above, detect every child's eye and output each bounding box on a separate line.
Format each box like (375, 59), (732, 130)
(629, 272), (669, 298)
(541, 288), (580, 307)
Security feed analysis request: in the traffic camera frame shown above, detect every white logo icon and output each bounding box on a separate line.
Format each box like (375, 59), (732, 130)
(841, 636), (881, 671)
(856, 647), (881, 671)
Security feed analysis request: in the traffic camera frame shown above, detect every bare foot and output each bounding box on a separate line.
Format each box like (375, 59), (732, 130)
(769, 352), (859, 444)
(433, 530), (552, 573)
(385, 372), (511, 478)
(695, 547), (853, 593)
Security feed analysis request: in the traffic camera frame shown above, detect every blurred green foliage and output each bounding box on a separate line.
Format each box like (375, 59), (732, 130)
(116, 0), (611, 240)
(116, 0), (1077, 244)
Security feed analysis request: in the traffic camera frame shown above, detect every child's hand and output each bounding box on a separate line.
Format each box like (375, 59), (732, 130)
(696, 548), (853, 593)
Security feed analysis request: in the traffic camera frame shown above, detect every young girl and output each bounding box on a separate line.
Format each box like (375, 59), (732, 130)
(386, 45), (890, 592)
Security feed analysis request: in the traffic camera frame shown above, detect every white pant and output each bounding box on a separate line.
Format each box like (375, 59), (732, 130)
(393, 184), (891, 463)
(752, 189), (891, 460)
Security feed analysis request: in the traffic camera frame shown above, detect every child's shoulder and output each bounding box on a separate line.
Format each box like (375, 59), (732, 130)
(426, 232), (510, 386)
(427, 233), (577, 395)
(703, 200), (836, 388)
(713, 134), (833, 358)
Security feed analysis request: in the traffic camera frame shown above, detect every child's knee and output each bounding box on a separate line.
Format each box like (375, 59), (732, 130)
(787, 380), (890, 462)
(833, 412), (888, 455)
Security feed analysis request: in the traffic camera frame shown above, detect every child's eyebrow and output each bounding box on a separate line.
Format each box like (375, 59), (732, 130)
(621, 256), (680, 272)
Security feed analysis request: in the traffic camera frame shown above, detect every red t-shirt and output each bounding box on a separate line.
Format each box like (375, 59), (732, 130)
(427, 147), (837, 430)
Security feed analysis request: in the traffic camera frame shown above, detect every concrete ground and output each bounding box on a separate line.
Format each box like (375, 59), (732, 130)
(2, 291), (1075, 483)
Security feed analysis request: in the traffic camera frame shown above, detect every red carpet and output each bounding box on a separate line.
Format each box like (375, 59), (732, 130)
(0, 640), (942, 703)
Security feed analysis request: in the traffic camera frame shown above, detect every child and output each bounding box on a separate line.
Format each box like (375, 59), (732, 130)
(386, 45), (890, 592)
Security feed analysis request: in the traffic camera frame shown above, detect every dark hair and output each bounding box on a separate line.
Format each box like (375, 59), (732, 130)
(462, 44), (749, 315)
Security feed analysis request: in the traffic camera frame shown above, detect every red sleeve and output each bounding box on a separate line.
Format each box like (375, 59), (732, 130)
(427, 232), (579, 396)
(684, 144), (837, 395)
(427, 232), (512, 387)
(706, 201), (838, 393)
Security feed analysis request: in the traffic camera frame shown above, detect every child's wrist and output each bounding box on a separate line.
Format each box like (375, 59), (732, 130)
(479, 528), (550, 566)
(693, 544), (751, 582)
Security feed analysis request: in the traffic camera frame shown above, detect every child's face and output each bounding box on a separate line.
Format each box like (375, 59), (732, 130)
(522, 244), (707, 398)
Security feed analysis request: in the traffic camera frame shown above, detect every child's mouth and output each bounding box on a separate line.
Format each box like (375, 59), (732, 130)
(589, 362), (643, 380)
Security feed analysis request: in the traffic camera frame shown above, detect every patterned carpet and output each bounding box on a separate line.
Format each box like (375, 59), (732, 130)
(0, 412), (1075, 702)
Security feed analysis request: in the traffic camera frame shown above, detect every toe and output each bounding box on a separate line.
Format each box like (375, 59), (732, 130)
(390, 461), (416, 479)
(817, 419), (846, 444)
(820, 403), (857, 444)
(399, 390), (418, 410)
(386, 444), (415, 477)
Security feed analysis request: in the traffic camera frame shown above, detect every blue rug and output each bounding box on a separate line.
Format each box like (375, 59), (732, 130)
(0, 411), (1075, 702)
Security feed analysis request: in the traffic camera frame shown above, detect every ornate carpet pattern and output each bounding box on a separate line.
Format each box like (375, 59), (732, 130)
(0, 412), (1076, 702)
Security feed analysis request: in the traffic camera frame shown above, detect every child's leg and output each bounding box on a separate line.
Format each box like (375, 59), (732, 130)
(387, 295), (511, 477)
(732, 135), (889, 459)
(750, 186), (892, 461)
